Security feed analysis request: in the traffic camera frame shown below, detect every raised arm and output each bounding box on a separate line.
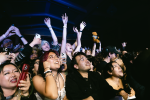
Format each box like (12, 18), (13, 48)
(72, 21), (86, 50)
(98, 42), (101, 52)
(44, 18), (58, 45)
(73, 27), (81, 54)
(13, 26), (28, 45)
(0, 26), (15, 42)
(32, 61), (58, 99)
(91, 43), (96, 56)
(60, 13), (68, 55)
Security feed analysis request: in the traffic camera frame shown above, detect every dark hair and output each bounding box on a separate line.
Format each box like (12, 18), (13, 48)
(101, 48), (114, 58)
(38, 49), (60, 78)
(70, 52), (87, 73)
(0, 61), (19, 73)
(93, 52), (103, 68)
(0, 61), (20, 93)
(103, 61), (120, 79)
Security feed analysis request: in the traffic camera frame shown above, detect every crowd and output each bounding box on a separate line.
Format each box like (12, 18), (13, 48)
(0, 13), (149, 100)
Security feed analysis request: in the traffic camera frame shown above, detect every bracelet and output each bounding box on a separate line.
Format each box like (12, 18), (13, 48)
(63, 26), (67, 28)
(44, 67), (50, 70)
(48, 27), (52, 29)
(45, 73), (54, 78)
(44, 70), (52, 74)
(19, 35), (24, 38)
(2, 34), (6, 38)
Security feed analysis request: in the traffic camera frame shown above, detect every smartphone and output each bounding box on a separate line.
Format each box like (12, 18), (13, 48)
(17, 64), (30, 87)
(3, 48), (10, 55)
(124, 83), (131, 94)
(61, 53), (66, 64)
(35, 33), (41, 38)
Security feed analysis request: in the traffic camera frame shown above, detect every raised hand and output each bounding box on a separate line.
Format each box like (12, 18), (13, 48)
(44, 18), (51, 27)
(80, 21), (86, 31)
(62, 13), (68, 25)
(4, 26), (15, 38)
(13, 26), (22, 37)
(18, 74), (30, 96)
(43, 61), (51, 70)
(73, 27), (79, 33)
(29, 36), (41, 47)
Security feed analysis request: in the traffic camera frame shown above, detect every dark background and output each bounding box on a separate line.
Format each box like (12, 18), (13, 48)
(0, 0), (149, 51)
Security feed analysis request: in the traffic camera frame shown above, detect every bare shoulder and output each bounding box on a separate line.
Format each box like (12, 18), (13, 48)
(105, 78), (111, 83)
(32, 75), (45, 84)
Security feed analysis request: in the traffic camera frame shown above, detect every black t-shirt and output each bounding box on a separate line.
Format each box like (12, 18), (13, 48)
(66, 71), (117, 100)
(96, 61), (107, 73)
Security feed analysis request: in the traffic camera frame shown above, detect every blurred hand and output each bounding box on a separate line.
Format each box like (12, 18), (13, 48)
(73, 27), (79, 33)
(62, 13), (68, 25)
(29, 37), (41, 47)
(0, 52), (10, 64)
(44, 18), (51, 27)
(13, 26), (22, 37)
(43, 61), (51, 70)
(80, 21), (86, 31)
(129, 88), (135, 97)
(4, 26), (15, 37)
(9, 53), (16, 64)
(122, 42), (127, 47)
(18, 74), (30, 96)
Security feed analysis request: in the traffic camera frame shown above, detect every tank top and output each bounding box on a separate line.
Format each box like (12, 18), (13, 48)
(44, 73), (66, 100)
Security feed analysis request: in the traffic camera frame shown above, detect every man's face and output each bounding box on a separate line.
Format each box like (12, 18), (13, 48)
(42, 43), (50, 51)
(74, 55), (91, 72)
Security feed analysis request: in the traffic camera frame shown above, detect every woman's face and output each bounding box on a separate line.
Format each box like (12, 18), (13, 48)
(42, 43), (50, 51)
(0, 64), (20, 89)
(66, 43), (73, 52)
(110, 62), (123, 78)
(34, 59), (40, 72)
(86, 50), (91, 55)
(46, 52), (60, 71)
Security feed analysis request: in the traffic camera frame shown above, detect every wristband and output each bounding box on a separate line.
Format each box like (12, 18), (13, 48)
(19, 35), (24, 38)
(48, 27), (52, 29)
(2, 34), (6, 38)
(63, 26), (67, 28)
(45, 73), (54, 78)
(44, 70), (52, 74)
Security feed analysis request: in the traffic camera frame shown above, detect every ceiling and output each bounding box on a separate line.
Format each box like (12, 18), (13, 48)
(0, 0), (149, 50)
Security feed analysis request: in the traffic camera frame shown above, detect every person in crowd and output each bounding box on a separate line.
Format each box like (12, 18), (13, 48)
(66, 52), (123, 100)
(0, 61), (36, 100)
(96, 46), (121, 75)
(32, 50), (66, 100)
(32, 59), (40, 76)
(126, 49), (150, 100)
(14, 36), (41, 66)
(103, 61), (136, 100)
(39, 17), (61, 54)
(0, 26), (28, 53)
(66, 23), (86, 73)
(32, 13), (68, 100)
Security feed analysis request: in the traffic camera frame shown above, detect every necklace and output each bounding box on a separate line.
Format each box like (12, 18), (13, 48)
(55, 73), (61, 100)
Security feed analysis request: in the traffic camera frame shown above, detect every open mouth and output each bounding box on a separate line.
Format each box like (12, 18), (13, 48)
(10, 78), (17, 83)
(55, 61), (59, 64)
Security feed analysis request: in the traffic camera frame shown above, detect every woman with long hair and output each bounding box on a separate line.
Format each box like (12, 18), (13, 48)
(0, 61), (33, 100)
(32, 50), (66, 100)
